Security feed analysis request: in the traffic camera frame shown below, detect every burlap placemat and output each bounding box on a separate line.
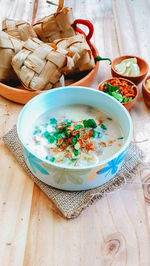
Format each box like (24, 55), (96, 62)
(3, 126), (142, 219)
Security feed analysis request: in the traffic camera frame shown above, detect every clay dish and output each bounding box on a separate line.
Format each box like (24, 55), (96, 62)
(142, 75), (150, 107)
(111, 55), (148, 85)
(98, 77), (138, 111)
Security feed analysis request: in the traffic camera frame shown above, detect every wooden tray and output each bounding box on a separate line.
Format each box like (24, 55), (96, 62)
(0, 46), (99, 105)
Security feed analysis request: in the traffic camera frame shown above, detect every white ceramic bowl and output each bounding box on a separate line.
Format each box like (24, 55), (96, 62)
(17, 86), (133, 191)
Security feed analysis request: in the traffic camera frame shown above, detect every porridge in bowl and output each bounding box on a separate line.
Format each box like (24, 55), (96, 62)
(27, 104), (124, 167)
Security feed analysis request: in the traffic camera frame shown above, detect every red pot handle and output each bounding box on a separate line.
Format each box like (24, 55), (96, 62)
(73, 19), (96, 57)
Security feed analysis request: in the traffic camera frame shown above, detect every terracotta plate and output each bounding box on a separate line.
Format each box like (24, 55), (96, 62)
(0, 46), (99, 105)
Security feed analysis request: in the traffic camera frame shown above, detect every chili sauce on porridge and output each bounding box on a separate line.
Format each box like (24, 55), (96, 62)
(27, 104), (124, 167)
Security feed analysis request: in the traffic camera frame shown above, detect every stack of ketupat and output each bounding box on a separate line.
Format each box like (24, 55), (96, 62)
(0, 0), (95, 89)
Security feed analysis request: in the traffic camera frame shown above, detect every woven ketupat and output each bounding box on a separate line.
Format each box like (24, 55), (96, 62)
(54, 34), (95, 74)
(33, 7), (75, 43)
(11, 38), (67, 90)
(0, 31), (23, 81)
(12, 34), (96, 90)
(2, 19), (37, 41)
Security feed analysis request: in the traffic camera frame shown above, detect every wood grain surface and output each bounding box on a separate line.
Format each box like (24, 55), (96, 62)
(0, 0), (150, 265)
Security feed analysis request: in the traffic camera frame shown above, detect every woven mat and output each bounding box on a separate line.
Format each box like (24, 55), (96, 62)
(3, 126), (142, 219)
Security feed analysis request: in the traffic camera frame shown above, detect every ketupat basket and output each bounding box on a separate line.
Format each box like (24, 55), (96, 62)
(2, 19), (37, 41)
(0, 0), (99, 104)
(0, 31), (23, 81)
(11, 38), (67, 91)
(33, 6), (75, 42)
(11, 34), (96, 91)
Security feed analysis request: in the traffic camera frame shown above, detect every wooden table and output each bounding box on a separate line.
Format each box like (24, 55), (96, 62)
(0, 0), (150, 265)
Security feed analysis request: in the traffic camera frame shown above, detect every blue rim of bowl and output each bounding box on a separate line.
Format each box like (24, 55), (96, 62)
(17, 86), (133, 170)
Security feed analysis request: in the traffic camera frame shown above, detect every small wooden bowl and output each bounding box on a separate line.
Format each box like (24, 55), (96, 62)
(111, 55), (148, 85)
(142, 75), (150, 107)
(98, 77), (138, 111)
